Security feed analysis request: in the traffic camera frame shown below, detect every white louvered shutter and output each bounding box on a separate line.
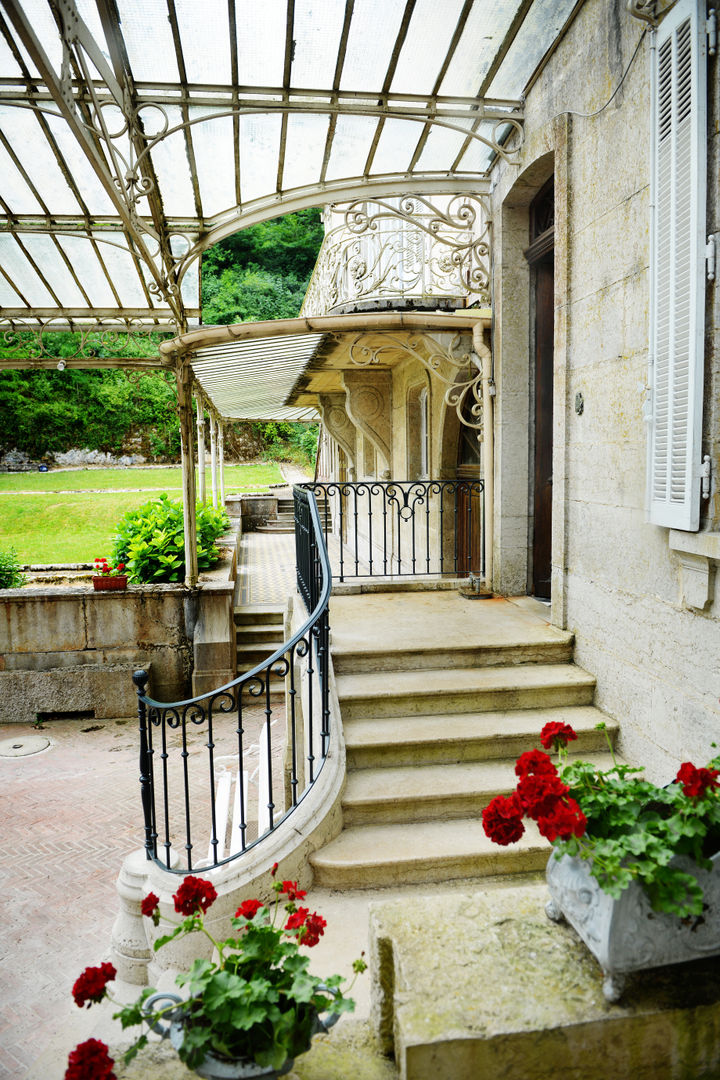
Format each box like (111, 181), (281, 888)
(648, 0), (707, 530)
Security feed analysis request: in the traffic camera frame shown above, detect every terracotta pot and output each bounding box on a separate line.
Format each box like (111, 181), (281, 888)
(92, 575), (128, 591)
(545, 851), (720, 1002)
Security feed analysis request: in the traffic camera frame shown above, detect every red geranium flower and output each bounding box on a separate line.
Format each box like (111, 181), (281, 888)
(173, 875), (217, 916)
(235, 898), (263, 920)
(285, 907), (327, 946)
(537, 797), (587, 842)
(271, 862), (279, 877)
(65, 1038), (116, 1080)
(516, 772), (569, 819)
(72, 962), (116, 1009)
(540, 721), (578, 751)
(279, 880), (307, 902)
(140, 892), (159, 921)
(481, 793), (525, 845)
(676, 762), (720, 798)
(514, 748), (557, 779)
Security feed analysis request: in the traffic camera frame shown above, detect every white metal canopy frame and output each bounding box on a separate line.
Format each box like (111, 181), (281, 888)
(0, 0), (582, 342)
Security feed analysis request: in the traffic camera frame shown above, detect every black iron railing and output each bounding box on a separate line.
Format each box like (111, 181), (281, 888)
(132, 490), (332, 873)
(300, 479), (484, 581)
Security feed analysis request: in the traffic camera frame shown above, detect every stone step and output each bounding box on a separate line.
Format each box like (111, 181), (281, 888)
(234, 605), (284, 626)
(236, 644), (285, 668)
(309, 817), (550, 888)
(344, 704), (614, 769)
(337, 664), (596, 721)
(236, 625), (286, 644)
(332, 634), (573, 674)
(342, 750), (618, 827)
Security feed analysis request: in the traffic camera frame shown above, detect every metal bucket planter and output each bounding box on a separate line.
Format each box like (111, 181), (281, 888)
(545, 851), (720, 1002)
(144, 992), (340, 1080)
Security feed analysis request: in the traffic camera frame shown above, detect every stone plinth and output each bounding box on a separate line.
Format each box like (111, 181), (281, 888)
(369, 885), (720, 1080)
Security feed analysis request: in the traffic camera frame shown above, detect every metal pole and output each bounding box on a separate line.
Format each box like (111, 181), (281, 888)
(473, 323), (494, 591)
(209, 413), (219, 509)
(218, 420), (226, 508)
(196, 396), (206, 503)
(176, 362), (198, 586)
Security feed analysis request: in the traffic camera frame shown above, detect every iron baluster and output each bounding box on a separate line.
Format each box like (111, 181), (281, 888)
(206, 707), (219, 866)
(288, 642), (299, 807)
(235, 697), (247, 852)
(134, 670), (156, 862)
(158, 711), (171, 868)
(180, 711), (193, 870)
(264, 676), (274, 833)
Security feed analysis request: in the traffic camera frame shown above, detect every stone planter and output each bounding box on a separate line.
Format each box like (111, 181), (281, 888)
(92, 574), (128, 591)
(545, 851), (720, 1002)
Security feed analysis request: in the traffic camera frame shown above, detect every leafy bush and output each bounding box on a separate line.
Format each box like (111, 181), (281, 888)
(251, 421), (318, 466)
(111, 495), (230, 584)
(0, 547), (26, 588)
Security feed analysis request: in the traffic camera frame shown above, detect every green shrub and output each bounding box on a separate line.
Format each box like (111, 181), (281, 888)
(0, 547), (26, 588)
(111, 494), (230, 584)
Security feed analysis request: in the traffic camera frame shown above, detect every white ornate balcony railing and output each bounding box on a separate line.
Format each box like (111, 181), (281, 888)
(301, 195), (491, 317)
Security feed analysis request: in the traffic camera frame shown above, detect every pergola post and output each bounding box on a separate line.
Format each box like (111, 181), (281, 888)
(196, 396), (206, 504)
(176, 362), (198, 587)
(209, 412), (219, 509)
(218, 420), (226, 508)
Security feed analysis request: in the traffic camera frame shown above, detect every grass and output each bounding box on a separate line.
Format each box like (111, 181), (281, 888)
(0, 463), (287, 564)
(0, 463), (283, 493)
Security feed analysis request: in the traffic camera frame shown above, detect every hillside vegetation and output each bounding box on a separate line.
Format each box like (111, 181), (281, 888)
(0, 209), (323, 463)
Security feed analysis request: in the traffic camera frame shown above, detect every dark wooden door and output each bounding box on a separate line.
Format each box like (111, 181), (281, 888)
(532, 255), (554, 598)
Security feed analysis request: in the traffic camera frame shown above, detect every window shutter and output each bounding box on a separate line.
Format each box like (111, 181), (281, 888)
(648, 0), (707, 530)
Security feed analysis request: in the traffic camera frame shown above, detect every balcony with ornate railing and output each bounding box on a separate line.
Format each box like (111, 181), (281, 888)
(300, 194), (491, 317)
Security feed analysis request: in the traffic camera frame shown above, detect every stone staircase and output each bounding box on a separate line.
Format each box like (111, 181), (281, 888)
(234, 605), (285, 676)
(256, 495), (331, 534)
(310, 600), (616, 889)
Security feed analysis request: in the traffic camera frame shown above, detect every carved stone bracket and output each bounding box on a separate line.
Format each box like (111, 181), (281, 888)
(341, 370), (393, 475)
(317, 393), (358, 474)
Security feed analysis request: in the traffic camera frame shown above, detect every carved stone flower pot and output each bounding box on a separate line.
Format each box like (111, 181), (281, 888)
(545, 852), (720, 1002)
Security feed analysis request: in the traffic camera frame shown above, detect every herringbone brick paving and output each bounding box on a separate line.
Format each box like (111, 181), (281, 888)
(0, 704), (284, 1079)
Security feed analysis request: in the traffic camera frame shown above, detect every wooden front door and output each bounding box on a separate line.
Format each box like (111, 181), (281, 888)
(527, 178), (555, 599)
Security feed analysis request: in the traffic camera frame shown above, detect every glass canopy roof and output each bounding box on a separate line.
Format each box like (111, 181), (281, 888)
(0, 0), (579, 339)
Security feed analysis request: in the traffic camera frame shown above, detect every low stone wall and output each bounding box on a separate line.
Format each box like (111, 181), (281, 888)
(0, 528), (240, 723)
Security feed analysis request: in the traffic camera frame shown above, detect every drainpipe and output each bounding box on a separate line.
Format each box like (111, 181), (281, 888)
(195, 396), (206, 504)
(473, 323), (494, 591)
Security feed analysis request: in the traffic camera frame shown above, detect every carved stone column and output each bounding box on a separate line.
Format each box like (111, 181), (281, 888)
(318, 393), (358, 477)
(341, 370), (392, 476)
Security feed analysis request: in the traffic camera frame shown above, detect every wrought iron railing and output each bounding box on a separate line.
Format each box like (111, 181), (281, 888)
(300, 479), (484, 581)
(132, 490), (332, 873)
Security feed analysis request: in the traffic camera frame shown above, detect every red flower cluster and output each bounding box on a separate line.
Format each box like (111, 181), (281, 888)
(65, 1038), (116, 1080)
(235, 898), (263, 920)
(278, 879), (307, 902)
(71, 962), (116, 1008)
(483, 731), (587, 848)
(676, 762), (720, 799)
(140, 891), (160, 924)
(93, 557), (125, 576)
(173, 875), (217, 916)
(540, 721), (578, 751)
(285, 907), (327, 947)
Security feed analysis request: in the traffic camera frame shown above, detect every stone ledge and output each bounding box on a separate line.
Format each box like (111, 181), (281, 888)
(369, 884), (720, 1080)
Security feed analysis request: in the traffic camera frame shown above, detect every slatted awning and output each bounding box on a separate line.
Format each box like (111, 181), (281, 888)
(0, 0), (581, 339)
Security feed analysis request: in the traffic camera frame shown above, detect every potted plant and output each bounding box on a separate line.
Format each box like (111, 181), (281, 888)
(482, 721), (720, 1001)
(92, 557), (127, 591)
(65, 868), (365, 1080)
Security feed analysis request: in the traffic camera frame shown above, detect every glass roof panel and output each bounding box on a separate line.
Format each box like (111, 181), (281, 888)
(147, 106), (196, 217)
(290, 0), (347, 89)
(340, 0), (407, 92)
(453, 120), (498, 173)
(177, 1), (231, 85)
(43, 113), (117, 215)
(390, 0), (466, 96)
(371, 118), (424, 175)
(92, 232), (154, 307)
(0, 234), (55, 306)
(117, 0), (179, 83)
(439, 0), (523, 97)
(235, 0), (287, 87)
(324, 114), (379, 182)
(189, 110), (236, 218)
(282, 114), (331, 191)
(0, 107), (82, 214)
(55, 235), (122, 309)
(239, 114), (283, 204)
(416, 122), (472, 172)
(5, 0), (62, 79)
(0, 139), (44, 213)
(20, 235), (89, 307)
(0, 271), (23, 307)
(487, 0), (579, 99)
(0, 23), (24, 77)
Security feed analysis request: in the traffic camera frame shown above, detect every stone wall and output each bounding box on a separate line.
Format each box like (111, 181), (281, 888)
(489, 0), (720, 777)
(0, 529), (239, 722)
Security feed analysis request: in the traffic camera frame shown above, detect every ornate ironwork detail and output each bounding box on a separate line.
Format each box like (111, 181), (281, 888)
(346, 330), (484, 437)
(302, 195), (491, 317)
(0, 318), (172, 361)
(627, 0), (659, 27)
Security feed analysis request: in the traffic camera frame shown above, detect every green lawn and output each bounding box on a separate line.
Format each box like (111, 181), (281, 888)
(0, 463), (285, 564)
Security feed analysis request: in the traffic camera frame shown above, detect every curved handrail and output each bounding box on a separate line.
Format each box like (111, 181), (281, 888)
(132, 489), (333, 873)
